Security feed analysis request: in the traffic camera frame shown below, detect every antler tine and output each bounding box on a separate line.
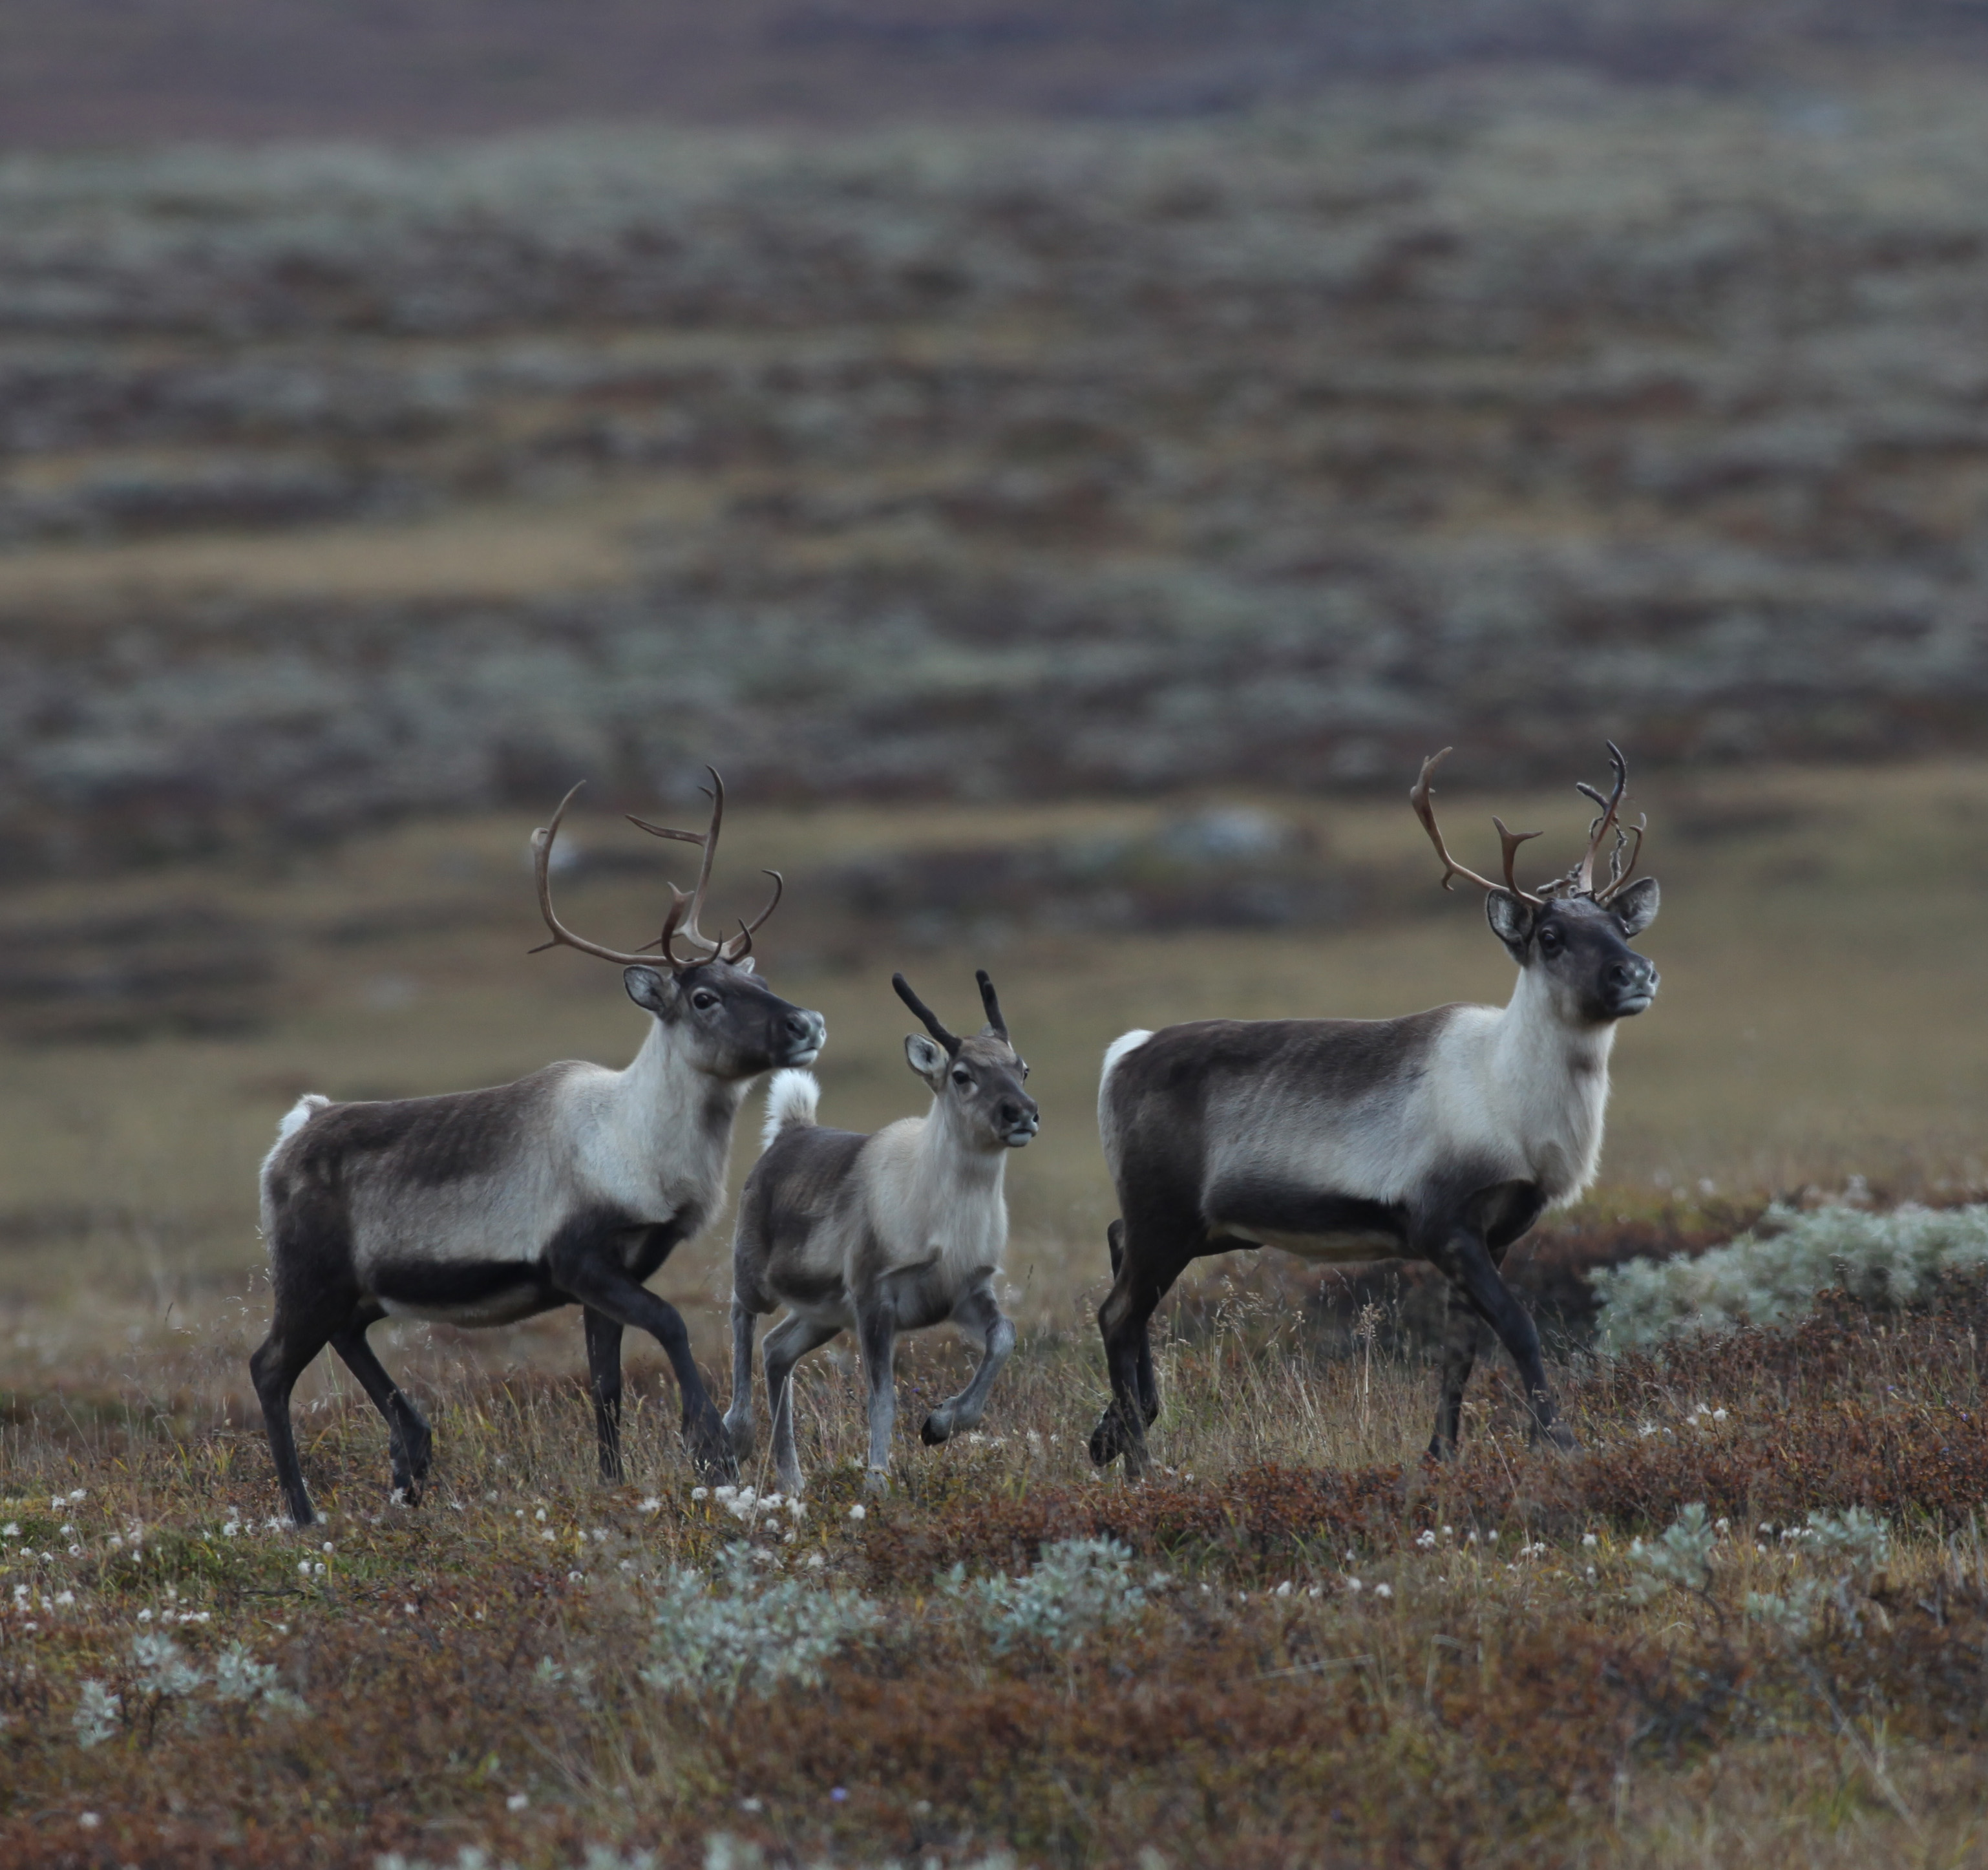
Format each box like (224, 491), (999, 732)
(1410, 750), (1542, 903)
(529, 782), (665, 968)
(975, 968), (1009, 1040)
(1491, 816), (1544, 902)
(1574, 741), (1630, 897)
(1595, 815), (1647, 905)
(720, 870), (784, 962)
(893, 972), (961, 1056)
(628, 770), (727, 957)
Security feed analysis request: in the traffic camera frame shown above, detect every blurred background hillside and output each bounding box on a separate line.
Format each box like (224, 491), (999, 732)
(4, 0), (1988, 1377)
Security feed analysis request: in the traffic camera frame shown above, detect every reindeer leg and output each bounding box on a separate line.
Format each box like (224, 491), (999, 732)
(922, 1279), (1015, 1445)
(854, 1295), (900, 1492)
(1427, 1225), (1571, 1452)
(582, 1306), (626, 1483)
(1106, 1220), (1159, 1427)
(724, 1298), (761, 1465)
(554, 1262), (735, 1482)
(251, 1301), (343, 1528)
(330, 1311), (433, 1500)
(1426, 1284), (1481, 1460)
(762, 1311), (840, 1496)
(1090, 1213), (1199, 1477)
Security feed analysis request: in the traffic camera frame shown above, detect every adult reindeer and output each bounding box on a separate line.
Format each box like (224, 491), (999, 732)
(251, 772), (826, 1526)
(1088, 745), (1659, 1476)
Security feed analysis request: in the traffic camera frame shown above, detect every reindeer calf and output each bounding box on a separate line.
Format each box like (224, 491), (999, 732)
(726, 971), (1038, 1493)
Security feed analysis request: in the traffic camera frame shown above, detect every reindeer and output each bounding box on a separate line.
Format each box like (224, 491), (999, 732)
(1088, 745), (1660, 1476)
(251, 772), (827, 1526)
(724, 970), (1039, 1494)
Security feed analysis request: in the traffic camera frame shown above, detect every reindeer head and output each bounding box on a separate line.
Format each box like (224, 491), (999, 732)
(530, 771), (827, 1076)
(893, 970), (1040, 1151)
(1410, 743), (1660, 1025)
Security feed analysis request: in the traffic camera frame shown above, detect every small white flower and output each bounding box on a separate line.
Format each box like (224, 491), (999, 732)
(322, 1542), (333, 1553)
(848, 1503), (866, 1521)
(1, 1525), (16, 1539)
(1582, 1533), (1598, 1547)
(1346, 1578), (1362, 1593)
(1712, 1408), (1728, 1422)
(805, 1552), (825, 1570)
(1416, 1529), (1437, 1550)
(1274, 1581), (1293, 1597)
(55, 1591), (73, 1606)
(1373, 1584), (1393, 1600)
(69, 1491), (85, 1505)
(78, 1814), (99, 1830)
(534, 1508), (547, 1523)
(567, 1571), (584, 1584)
(507, 1793), (529, 1812)
(68, 1546), (81, 1558)
(403, 1603), (418, 1616)
(60, 1525), (74, 1537)
(137, 1609), (153, 1622)
(298, 1561), (311, 1575)
(644, 1496), (666, 1511)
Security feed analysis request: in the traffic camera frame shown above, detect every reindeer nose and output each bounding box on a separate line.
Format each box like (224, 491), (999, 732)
(785, 1009), (827, 1054)
(1607, 957), (1658, 1001)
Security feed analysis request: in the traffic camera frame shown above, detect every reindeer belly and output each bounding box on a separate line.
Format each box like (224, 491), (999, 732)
(1205, 1180), (1409, 1264)
(1216, 1224), (1405, 1263)
(372, 1258), (560, 1326)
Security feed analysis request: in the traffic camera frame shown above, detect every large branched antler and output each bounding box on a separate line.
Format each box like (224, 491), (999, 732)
(531, 769), (783, 971)
(1410, 749), (1545, 904)
(626, 768), (783, 966)
(1410, 743), (1649, 908)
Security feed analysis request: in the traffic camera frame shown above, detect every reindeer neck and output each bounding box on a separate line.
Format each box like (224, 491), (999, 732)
(1492, 961), (1618, 1079)
(916, 1094), (1010, 1195)
(611, 1016), (748, 1140)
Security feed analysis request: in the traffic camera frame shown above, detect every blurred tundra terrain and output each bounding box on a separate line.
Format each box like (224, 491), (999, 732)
(6, 74), (1988, 878)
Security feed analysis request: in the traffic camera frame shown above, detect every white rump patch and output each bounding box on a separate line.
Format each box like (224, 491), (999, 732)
(275, 1094), (330, 1143)
(1100, 1030), (1154, 1084)
(259, 1093), (330, 1191)
(761, 1069), (821, 1148)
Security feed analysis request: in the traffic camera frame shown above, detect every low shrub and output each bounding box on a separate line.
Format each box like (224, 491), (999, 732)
(1592, 1202), (1988, 1348)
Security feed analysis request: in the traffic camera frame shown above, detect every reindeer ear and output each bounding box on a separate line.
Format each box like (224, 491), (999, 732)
(624, 966), (680, 1015)
(1611, 876), (1660, 937)
(730, 955), (757, 975)
(1485, 889), (1535, 961)
(905, 1034), (949, 1083)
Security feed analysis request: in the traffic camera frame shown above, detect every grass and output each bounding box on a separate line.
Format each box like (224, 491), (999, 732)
(5, 1282), (1988, 1865)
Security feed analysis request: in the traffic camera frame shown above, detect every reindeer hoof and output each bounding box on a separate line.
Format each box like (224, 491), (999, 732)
(863, 1467), (891, 1497)
(920, 1411), (951, 1446)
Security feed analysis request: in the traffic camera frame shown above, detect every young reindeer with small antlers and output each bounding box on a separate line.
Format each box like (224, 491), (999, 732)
(1088, 745), (1658, 1476)
(251, 772), (827, 1525)
(726, 970), (1039, 1494)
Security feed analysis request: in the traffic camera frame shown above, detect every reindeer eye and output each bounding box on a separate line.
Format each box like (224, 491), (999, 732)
(692, 990), (720, 1011)
(952, 1070), (971, 1087)
(1020, 1063), (1030, 1079)
(1537, 927), (1563, 957)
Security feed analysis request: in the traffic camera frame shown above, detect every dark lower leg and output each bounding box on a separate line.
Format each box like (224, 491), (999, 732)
(1427, 1286), (1481, 1459)
(1436, 1231), (1567, 1447)
(251, 1323), (333, 1527)
(557, 1267), (734, 1478)
(583, 1307), (626, 1483)
(330, 1319), (432, 1498)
